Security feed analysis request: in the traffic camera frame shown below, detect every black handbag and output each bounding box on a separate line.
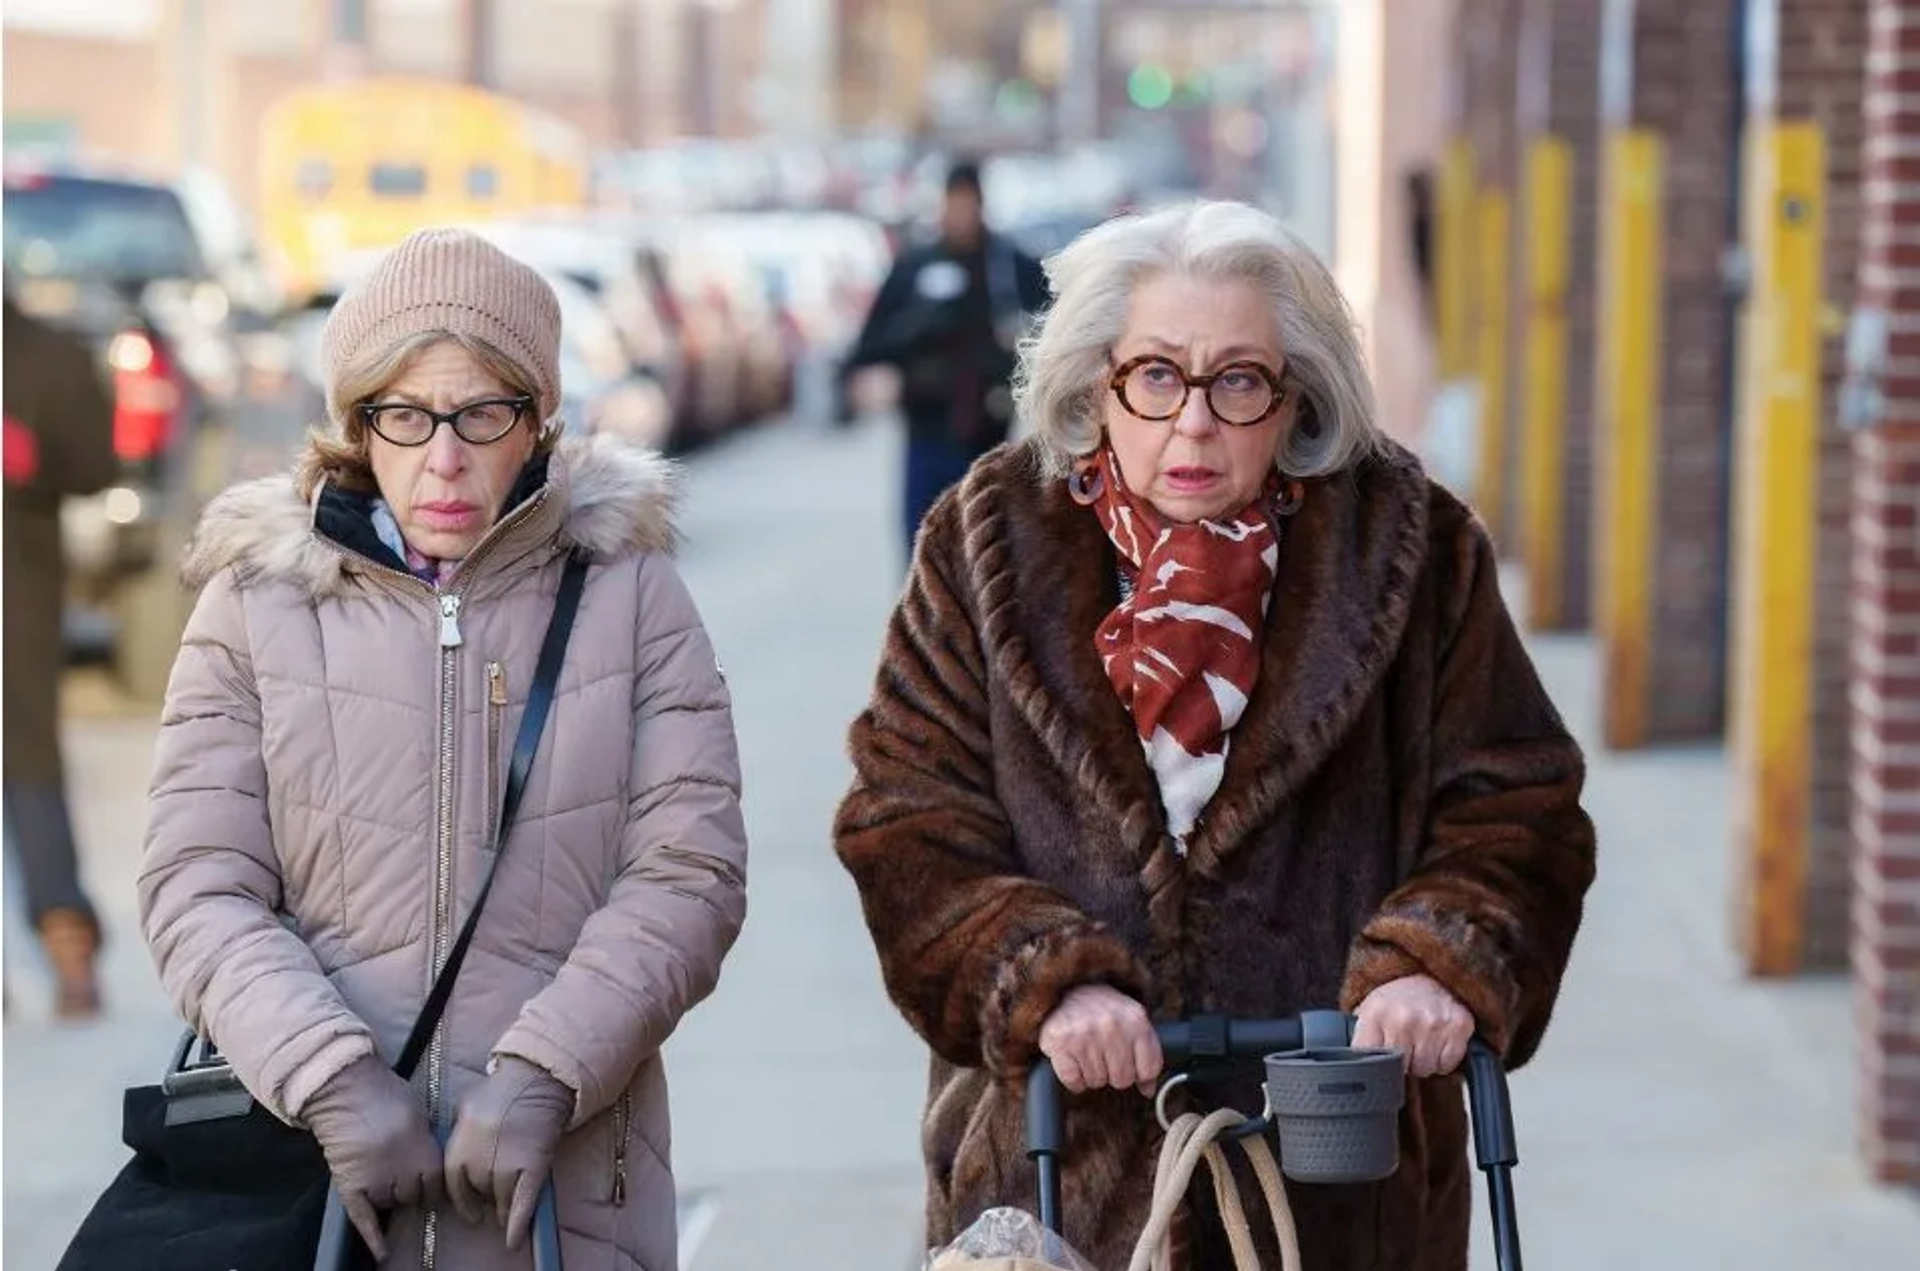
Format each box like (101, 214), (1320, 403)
(57, 551), (589, 1271)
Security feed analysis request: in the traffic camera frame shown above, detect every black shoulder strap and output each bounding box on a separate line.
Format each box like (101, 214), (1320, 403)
(393, 551), (590, 1080)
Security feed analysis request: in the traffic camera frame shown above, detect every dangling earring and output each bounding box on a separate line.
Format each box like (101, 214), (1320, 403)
(1272, 479), (1304, 517)
(1068, 455), (1105, 505)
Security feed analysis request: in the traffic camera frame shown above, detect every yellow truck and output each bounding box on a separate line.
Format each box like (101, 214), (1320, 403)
(258, 76), (590, 301)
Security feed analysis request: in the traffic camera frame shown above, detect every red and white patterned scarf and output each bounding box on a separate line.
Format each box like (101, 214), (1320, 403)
(1081, 447), (1285, 847)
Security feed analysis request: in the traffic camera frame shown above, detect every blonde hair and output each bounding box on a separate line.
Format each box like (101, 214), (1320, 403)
(1014, 200), (1387, 480)
(292, 329), (554, 500)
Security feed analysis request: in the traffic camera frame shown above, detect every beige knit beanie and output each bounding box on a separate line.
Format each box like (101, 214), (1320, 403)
(320, 227), (563, 425)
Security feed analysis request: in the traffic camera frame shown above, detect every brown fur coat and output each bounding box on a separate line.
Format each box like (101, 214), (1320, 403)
(833, 440), (1596, 1271)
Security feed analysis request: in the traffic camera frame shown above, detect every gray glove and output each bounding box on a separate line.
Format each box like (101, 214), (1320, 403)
(300, 1054), (446, 1259)
(444, 1056), (574, 1250)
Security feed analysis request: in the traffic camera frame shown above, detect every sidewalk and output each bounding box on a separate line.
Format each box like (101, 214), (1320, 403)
(1480, 574), (1920, 1267)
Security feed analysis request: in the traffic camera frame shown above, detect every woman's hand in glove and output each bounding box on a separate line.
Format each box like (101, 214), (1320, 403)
(444, 1056), (575, 1249)
(300, 1054), (445, 1259)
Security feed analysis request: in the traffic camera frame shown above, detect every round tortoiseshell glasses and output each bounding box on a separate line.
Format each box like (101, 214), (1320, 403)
(1107, 355), (1292, 427)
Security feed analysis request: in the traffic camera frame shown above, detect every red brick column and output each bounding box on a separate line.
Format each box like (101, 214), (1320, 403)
(1774, 0), (1871, 968)
(1462, 0), (1523, 542)
(1608, 0), (1743, 741)
(1852, 0), (1920, 1188)
(1462, 0), (1517, 202)
(1537, 0), (1603, 630)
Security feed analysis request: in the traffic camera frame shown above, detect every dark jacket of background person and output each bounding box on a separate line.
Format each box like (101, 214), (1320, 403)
(846, 231), (1049, 452)
(2, 295), (116, 790)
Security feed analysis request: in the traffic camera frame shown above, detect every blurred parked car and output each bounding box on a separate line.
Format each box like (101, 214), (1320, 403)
(543, 269), (674, 450)
(2, 159), (314, 683)
(690, 230), (793, 424)
(287, 203), (904, 451)
(460, 218), (691, 439)
(626, 220), (753, 443)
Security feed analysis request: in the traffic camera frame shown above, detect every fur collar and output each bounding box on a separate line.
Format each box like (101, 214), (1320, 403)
(181, 432), (679, 597)
(949, 438), (1432, 879)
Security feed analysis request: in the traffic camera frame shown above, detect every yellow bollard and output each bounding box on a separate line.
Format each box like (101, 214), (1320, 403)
(1522, 136), (1574, 630)
(1595, 129), (1663, 751)
(1732, 123), (1824, 976)
(1438, 137), (1478, 379)
(1474, 186), (1512, 543)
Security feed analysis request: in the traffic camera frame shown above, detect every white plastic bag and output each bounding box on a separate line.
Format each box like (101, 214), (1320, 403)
(925, 1207), (1099, 1271)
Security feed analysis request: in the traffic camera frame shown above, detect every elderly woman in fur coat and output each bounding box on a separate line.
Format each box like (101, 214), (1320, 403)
(138, 228), (747, 1270)
(833, 200), (1596, 1271)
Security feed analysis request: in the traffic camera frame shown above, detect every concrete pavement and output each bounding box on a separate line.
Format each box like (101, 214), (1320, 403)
(5, 415), (1918, 1269)
(3, 708), (185, 1271)
(1469, 608), (1920, 1268)
(649, 415), (928, 1271)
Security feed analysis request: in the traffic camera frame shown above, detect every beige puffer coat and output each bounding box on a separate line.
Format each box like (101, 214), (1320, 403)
(138, 433), (748, 1271)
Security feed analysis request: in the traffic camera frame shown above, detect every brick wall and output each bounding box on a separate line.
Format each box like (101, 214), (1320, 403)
(1776, 0), (1870, 969)
(1367, 3), (1451, 453)
(1460, 0), (1524, 543)
(1463, 0), (1520, 221)
(1852, 0), (1920, 1188)
(1539, 0), (1603, 630)
(1501, 0), (1536, 555)
(1628, 0), (1741, 740)
(1849, 425), (1920, 1183)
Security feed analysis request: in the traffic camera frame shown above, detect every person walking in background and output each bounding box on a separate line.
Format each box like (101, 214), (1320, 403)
(843, 158), (1050, 560)
(3, 292), (118, 1019)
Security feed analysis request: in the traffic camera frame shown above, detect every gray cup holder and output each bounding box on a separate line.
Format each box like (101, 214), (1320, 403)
(1262, 1047), (1406, 1184)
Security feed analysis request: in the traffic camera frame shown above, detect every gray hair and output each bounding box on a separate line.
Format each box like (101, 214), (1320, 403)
(1014, 199), (1386, 480)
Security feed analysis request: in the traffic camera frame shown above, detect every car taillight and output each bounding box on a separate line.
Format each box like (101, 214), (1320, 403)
(777, 307), (806, 351)
(108, 330), (182, 463)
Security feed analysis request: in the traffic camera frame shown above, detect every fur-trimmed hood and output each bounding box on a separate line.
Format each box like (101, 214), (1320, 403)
(181, 432), (678, 596)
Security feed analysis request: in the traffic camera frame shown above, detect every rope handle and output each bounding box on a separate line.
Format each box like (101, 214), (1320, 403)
(1210, 1130), (1302, 1271)
(1128, 1109), (1301, 1271)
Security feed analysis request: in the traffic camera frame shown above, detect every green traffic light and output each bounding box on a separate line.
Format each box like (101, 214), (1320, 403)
(1128, 64), (1175, 110)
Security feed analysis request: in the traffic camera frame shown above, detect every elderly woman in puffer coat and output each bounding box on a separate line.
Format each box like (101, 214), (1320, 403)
(833, 200), (1597, 1271)
(138, 227), (747, 1271)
